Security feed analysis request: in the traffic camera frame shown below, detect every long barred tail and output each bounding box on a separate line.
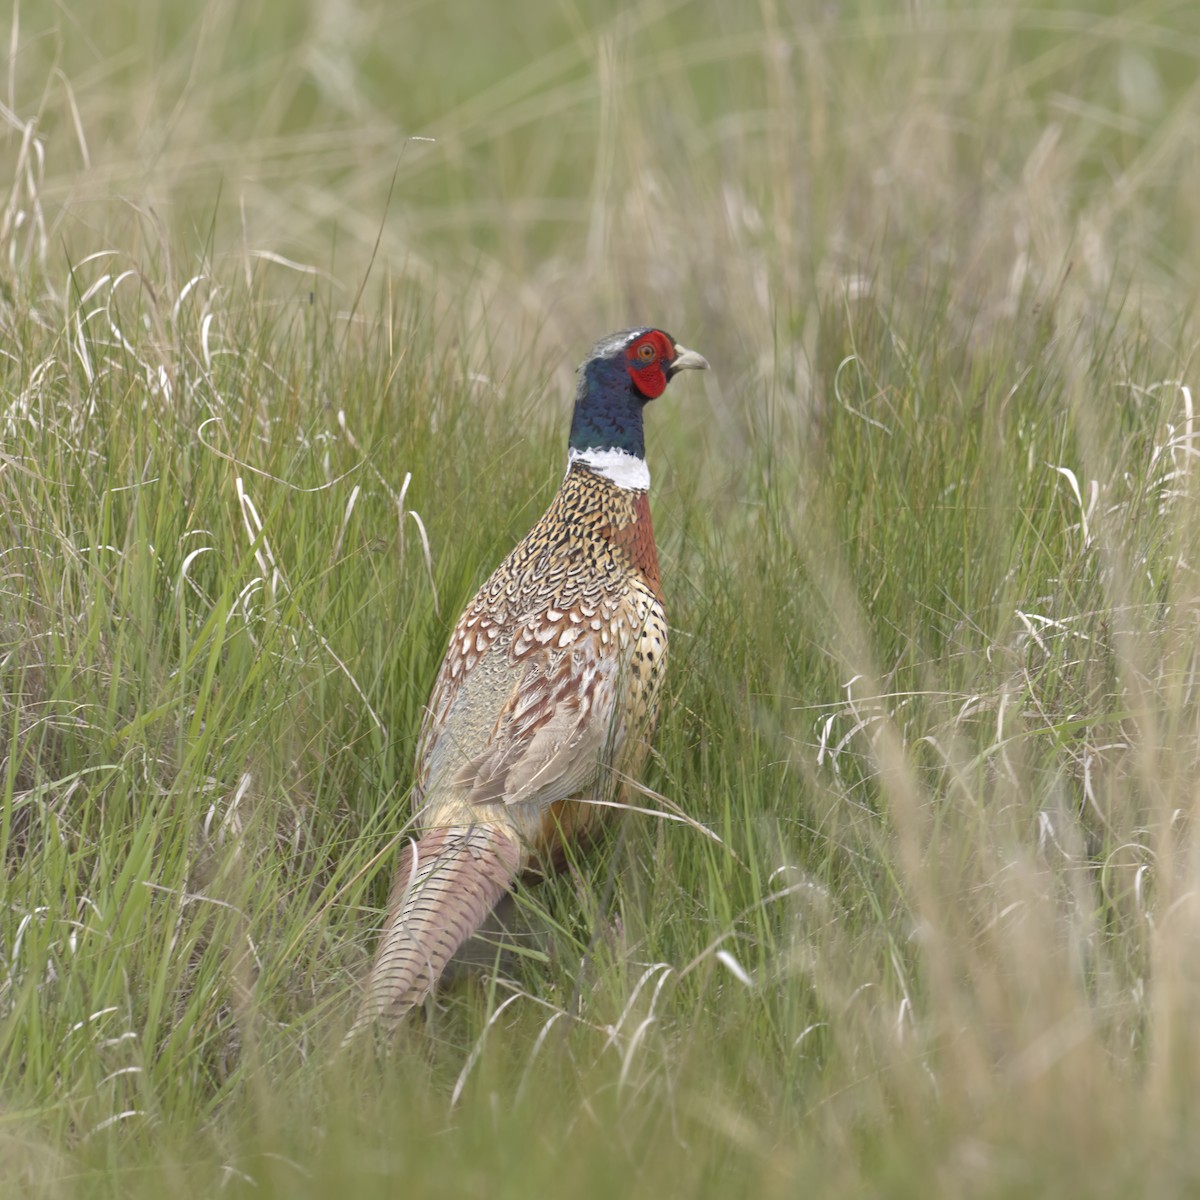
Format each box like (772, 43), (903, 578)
(345, 823), (522, 1042)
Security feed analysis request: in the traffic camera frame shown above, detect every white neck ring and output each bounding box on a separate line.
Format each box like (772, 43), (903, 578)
(567, 446), (651, 491)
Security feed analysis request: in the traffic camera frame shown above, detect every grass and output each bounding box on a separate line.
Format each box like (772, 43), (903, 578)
(4, 0), (1200, 1194)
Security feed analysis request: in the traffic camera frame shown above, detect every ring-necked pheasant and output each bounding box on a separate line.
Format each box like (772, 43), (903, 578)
(349, 327), (708, 1036)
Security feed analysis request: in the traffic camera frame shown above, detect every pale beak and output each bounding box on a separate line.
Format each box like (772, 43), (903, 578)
(669, 343), (709, 375)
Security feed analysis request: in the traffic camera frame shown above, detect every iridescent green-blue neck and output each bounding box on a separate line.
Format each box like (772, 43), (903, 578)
(568, 355), (647, 459)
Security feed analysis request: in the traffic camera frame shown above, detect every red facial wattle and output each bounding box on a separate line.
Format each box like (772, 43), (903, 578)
(625, 330), (676, 399)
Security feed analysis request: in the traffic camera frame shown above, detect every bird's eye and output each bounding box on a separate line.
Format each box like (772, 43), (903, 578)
(637, 342), (656, 362)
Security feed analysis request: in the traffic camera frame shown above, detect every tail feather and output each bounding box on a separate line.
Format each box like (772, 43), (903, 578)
(347, 823), (522, 1040)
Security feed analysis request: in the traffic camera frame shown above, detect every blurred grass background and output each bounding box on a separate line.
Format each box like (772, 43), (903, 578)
(3, 0), (1200, 1195)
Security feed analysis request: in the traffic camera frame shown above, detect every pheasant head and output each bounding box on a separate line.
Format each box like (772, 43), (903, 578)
(568, 328), (708, 489)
